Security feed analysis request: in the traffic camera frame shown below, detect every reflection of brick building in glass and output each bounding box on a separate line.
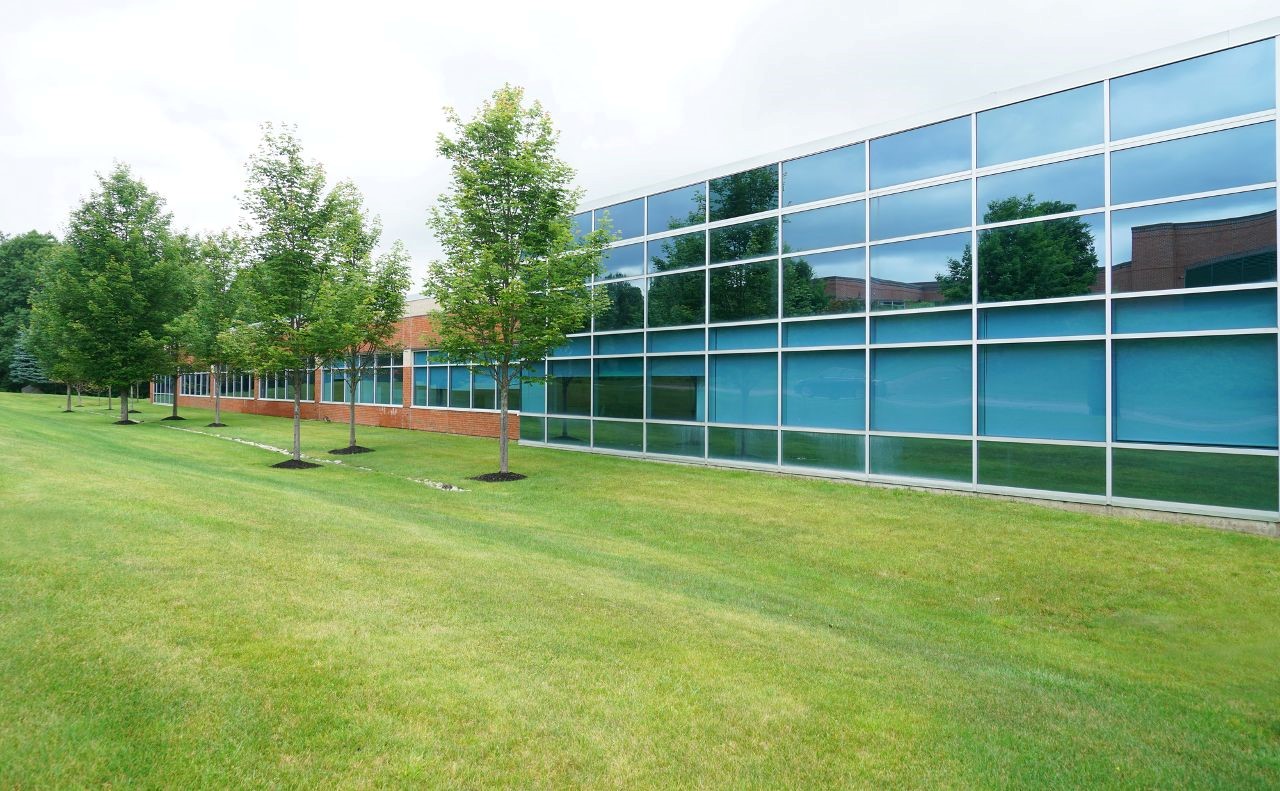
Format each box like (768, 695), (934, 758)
(1113, 210), (1277, 291)
(816, 276), (944, 310)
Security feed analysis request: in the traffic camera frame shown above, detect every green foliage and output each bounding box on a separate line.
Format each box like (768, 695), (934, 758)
(7, 329), (47, 387)
(426, 84), (609, 470)
(0, 231), (58, 390)
(26, 164), (187, 392)
(170, 231), (244, 373)
(937, 195), (1100, 303)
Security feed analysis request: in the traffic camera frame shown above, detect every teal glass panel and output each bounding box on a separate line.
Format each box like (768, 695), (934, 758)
(783, 317), (866, 347)
(472, 369), (496, 410)
(782, 350), (865, 430)
(547, 417), (591, 446)
(448, 367), (470, 408)
(708, 353), (777, 425)
(1113, 448), (1278, 511)
(708, 427), (777, 464)
(550, 336), (591, 357)
(1114, 335), (1278, 448)
(648, 328), (704, 353)
(519, 415), (545, 442)
(593, 420), (643, 452)
(428, 367), (448, 407)
(520, 362), (545, 414)
(871, 346), (972, 435)
(596, 332), (644, 356)
(647, 422), (704, 457)
(648, 355), (704, 421)
(978, 442), (1106, 495)
(979, 300), (1104, 339)
(873, 309), (970, 344)
(547, 359), (591, 416)
(782, 431), (865, 472)
(979, 342), (1105, 441)
(1112, 289), (1278, 334)
(869, 435), (972, 482)
(594, 358), (643, 419)
(710, 323), (776, 350)
(413, 350), (428, 366)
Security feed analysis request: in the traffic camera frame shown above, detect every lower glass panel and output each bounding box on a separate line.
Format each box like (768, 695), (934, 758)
(594, 358), (643, 419)
(1112, 288), (1278, 334)
(647, 423), (704, 457)
(708, 427), (777, 464)
(782, 431), (865, 472)
(1113, 448), (1278, 512)
(978, 441), (1105, 495)
(519, 415), (545, 442)
(869, 435), (972, 482)
(593, 420), (643, 452)
(648, 356), (705, 421)
(546, 417), (590, 447)
(548, 359), (591, 416)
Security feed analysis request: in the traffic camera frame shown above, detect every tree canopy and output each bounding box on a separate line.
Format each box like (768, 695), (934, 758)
(0, 231), (58, 391)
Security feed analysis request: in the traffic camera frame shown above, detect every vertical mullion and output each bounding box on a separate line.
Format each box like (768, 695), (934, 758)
(970, 112), (980, 488)
(864, 141), (873, 475)
(1103, 76), (1115, 503)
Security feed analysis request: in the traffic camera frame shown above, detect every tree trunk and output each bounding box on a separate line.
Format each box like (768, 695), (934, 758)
(171, 377), (179, 418)
(292, 369), (302, 461)
(348, 371), (357, 449)
(498, 364), (509, 474)
(107, 386), (112, 412)
(212, 367), (222, 425)
(120, 390), (129, 423)
(64, 383), (72, 412)
(76, 386), (83, 406)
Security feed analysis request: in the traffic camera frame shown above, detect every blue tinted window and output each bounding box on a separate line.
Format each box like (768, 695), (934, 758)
(979, 342), (1104, 441)
(412, 350), (428, 366)
(1111, 122), (1276, 205)
(594, 198), (644, 240)
(870, 232), (970, 310)
(647, 422), (704, 457)
(709, 164), (778, 221)
(427, 367), (448, 407)
(599, 242), (644, 279)
(1111, 189), (1276, 292)
(648, 355), (704, 421)
(520, 362), (545, 413)
(550, 336), (591, 357)
(869, 435), (972, 482)
(979, 213), (1104, 303)
(708, 427), (777, 464)
(547, 359), (590, 416)
(977, 83), (1103, 166)
(710, 261), (777, 323)
(871, 117), (971, 189)
(1113, 289), (1278, 334)
(520, 415), (544, 442)
(594, 358), (643, 419)
(782, 431), (865, 472)
(547, 417), (590, 446)
(783, 143), (865, 206)
(977, 156), (1103, 220)
(709, 353), (777, 425)
(1111, 40), (1276, 140)
(648, 328), (704, 353)
(783, 201), (865, 253)
(873, 309), (970, 343)
(979, 300), (1105, 339)
(1114, 334), (1277, 448)
(783, 350), (865, 429)
(783, 317), (866, 347)
(783, 248), (867, 318)
(871, 346), (972, 434)
(449, 366), (471, 408)
(870, 179), (971, 241)
(571, 211), (591, 242)
(412, 366), (428, 406)
(710, 323), (777, 350)
(648, 230), (705, 272)
(648, 270), (706, 328)
(647, 182), (705, 233)
(595, 332), (644, 355)
(472, 370), (496, 410)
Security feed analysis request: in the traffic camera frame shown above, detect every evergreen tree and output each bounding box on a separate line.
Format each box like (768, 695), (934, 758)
(0, 231), (58, 391)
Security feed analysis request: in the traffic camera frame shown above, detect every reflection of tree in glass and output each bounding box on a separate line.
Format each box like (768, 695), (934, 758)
(782, 257), (864, 317)
(650, 232), (704, 272)
(648, 271), (704, 327)
(596, 281), (644, 331)
(710, 166), (778, 221)
(936, 195), (1099, 302)
(710, 262), (775, 321)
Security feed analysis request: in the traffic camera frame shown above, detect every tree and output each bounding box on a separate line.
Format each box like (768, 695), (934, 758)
(0, 231), (58, 391)
(936, 195), (1100, 303)
(28, 165), (187, 423)
(169, 232), (245, 426)
(426, 84), (610, 478)
(8, 329), (48, 389)
(313, 181), (412, 454)
(231, 125), (348, 468)
(157, 234), (201, 421)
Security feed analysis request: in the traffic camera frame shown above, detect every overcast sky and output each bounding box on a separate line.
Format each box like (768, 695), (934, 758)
(1, 0), (1275, 289)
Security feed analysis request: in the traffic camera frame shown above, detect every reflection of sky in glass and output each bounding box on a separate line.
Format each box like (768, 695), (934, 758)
(785, 247), (865, 281)
(871, 180), (970, 240)
(1111, 122), (1275, 206)
(783, 143), (865, 206)
(599, 242), (644, 278)
(870, 232), (969, 283)
(871, 117), (970, 188)
(647, 183), (705, 233)
(783, 201), (865, 252)
(648, 230), (704, 272)
(978, 156), (1103, 217)
(977, 84), (1102, 166)
(1111, 189), (1276, 264)
(571, 211), (591, 241)
(1110, 39), (1276, 140)
(594, 198), (644, 240)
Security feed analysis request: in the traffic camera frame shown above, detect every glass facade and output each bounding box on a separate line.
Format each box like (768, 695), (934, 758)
(323, 353), (403, 406)
(411, 351), (522, 412)
(530, 32), (1280, 519)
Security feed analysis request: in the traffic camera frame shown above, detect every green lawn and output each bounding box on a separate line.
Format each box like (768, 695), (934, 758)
(1, 392), (1278, 788)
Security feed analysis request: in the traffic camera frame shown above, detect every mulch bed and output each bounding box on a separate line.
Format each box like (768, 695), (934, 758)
(161, 415), (187, 421)
(271, 459), (321, 470)
(207, 422), (227, 427)
(329, 445), (374, 455)
(467, 472), (527, 483)
(113, 419), (139, 425)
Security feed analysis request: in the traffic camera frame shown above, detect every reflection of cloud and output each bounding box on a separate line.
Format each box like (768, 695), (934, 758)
(870, 233), (968, 281)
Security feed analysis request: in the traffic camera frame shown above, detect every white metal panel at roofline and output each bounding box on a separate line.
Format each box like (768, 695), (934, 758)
(579, 16), (1280, 212)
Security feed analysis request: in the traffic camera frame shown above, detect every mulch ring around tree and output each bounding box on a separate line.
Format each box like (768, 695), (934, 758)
(468, 472), (527, 483)
(206, 423), (227, 427)
(272, 459), (322, 470)
(113, 419), (139, 425)
(161, 415), (187, 421)
(329, 445), (374, 455)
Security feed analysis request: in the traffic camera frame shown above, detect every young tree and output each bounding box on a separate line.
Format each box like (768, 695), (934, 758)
(0, 231), (58, 391)
(232, 125), (347, 467)
(426, 84), (610, 478)
(8, 329), (48, 390)
(171, 232), (244, 426)
(28, 165), (187, 423)
(313, 182), (412, 454)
